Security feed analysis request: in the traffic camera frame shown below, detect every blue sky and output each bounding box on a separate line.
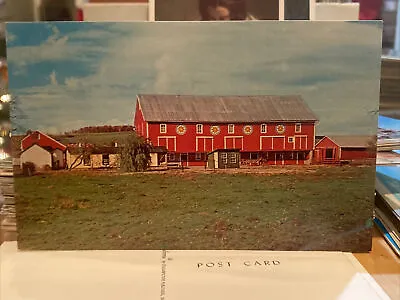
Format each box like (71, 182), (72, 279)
(379, 115), (400, 131)
(6, 21), (382, 135)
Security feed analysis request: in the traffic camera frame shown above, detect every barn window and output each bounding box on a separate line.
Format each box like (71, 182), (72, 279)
(229, 153), (237, 164)
(160, 124), (167, 134)
(288, 137), (294, 143)
(295, 123), (301, 133)
(167, 153), (175, 161)
(261, 124), (267, 133)
(221, 153), (228, 164)
(102, 154), (110, 166)
(195, 153), (202, 160)
(325, 148), (334, 159)
(196, 124), (203, 134)
(228, 124), (235, 134)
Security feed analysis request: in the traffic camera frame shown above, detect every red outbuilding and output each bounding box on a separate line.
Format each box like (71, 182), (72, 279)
(313, 135), (376, 164)
(21, 130), (67, 152)
(134, 94), (319, 166)
(20, 130), (68, 170)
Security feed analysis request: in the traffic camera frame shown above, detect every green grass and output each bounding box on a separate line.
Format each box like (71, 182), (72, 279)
(14, 166), (375, 251)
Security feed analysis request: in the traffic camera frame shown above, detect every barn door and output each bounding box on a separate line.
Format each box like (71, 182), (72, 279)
(260, 137), (273, 150)
(197, 137), (213, 152)
(158, 137), (176, 151)
(225, 137), (243, 150)
(273, 137), (285, 150)
(295, 136), (307, 150)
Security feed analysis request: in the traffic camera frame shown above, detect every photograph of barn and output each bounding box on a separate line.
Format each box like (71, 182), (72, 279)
(5, 21), (382, 252)
(134, 94), (318, 167)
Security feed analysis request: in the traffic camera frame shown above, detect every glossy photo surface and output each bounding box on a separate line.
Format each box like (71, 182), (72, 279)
(6, 21), (382, 251)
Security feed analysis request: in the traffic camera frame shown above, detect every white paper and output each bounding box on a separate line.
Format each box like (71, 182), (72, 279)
(164, 250), (390, 300)
(1, 242), (162, 300)
(0, 243), (391, 300)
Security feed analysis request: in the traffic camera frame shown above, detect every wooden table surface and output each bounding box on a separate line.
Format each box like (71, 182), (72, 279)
(354, 226), (400, 299)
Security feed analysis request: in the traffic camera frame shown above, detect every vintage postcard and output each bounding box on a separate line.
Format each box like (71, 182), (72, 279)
(6, 21), (382, 251)
(155, 0), (313, 21)
(0, 242), (391, 300)
(377, 115), (400, 165)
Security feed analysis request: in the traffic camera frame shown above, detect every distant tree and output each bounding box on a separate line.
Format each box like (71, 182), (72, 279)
(118, 133), (151, 172)
(65, 125), (135, 135)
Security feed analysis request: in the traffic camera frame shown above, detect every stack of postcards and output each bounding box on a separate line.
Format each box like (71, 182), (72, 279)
(375, 56), (400, 256)
(375, 164), (400, 256)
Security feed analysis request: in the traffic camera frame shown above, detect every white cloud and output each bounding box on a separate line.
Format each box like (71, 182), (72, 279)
(64, 77), (80, 89)
(6, 24), (116, 68)
(9, 22), (382, 135)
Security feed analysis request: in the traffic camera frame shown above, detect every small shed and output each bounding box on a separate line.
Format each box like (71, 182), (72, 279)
(149, 146), (168, 167)
(314, 135), (375, 164)
(207, 149), (240, 169)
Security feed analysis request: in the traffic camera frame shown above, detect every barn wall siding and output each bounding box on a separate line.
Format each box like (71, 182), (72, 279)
(134, 101), (147, 137)
(147, 122), (315, 153)
(341, 148), (374, 160)
(20, 145), (52, 169)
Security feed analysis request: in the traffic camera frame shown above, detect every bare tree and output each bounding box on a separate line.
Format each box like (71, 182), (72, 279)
(68, 138), (94, 170)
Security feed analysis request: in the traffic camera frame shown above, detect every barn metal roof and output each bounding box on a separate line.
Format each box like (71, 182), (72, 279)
(137, 95), (318, 123)
(326, 135), (375, 148)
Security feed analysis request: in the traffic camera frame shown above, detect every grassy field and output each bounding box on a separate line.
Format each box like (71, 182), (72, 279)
(14, 165), (375, 251)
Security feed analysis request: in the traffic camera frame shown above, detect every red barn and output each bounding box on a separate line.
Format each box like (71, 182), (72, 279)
(21, 130), (67, 152)
(313, 135), (376, 164)
(20, 131), (67, 169)
(134, 95), (319, 166)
